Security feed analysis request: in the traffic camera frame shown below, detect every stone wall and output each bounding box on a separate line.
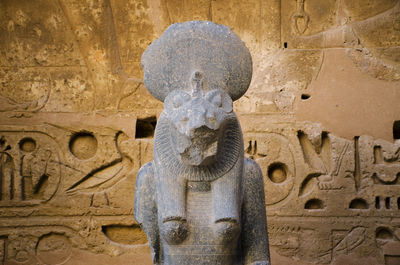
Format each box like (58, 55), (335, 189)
(0, 0), (399, 264)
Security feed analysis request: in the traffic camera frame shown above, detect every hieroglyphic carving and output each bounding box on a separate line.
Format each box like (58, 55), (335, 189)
(0, 137), (14, 201)
(359, 136), (400, 194)
(370, 138), (400, 185)
(0, 225), (77, 265)
(282, 0), (400, 83)
(0, 132), (60, 206)
(0, 0), (398, 264)
(0, 112), (151, 263)
(244, 133), (295, 206)
(66, 131), (134, 207)
(0, 90), (50, 113)
(0, 237), (5, 264)
(298, 131), (352, 198)
(332, 227), (366, 257)
(101, 224), (147, 245)
(36, 233), (72, 264)
(375, 225), (400, 265)
(4, 232), (72, 264)
(257, 126), (400, 264)
(291, 0), (309, 35)
(268, 224), (301, 256)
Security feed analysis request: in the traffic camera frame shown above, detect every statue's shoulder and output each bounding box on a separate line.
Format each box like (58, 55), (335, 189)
(243, 158), (263, 186)
(136, 161), (155, 183)
(134, 161), (156, 223)
(135, 161), (156, 196)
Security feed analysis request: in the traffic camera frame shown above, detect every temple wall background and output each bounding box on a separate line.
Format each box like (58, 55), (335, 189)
(0, 0), (399, 264)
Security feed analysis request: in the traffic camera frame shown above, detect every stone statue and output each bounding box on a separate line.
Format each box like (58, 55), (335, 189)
(134, 21), (270, 265)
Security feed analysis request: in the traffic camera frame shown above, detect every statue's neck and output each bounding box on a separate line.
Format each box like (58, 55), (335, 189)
(154, 114), (243, 182)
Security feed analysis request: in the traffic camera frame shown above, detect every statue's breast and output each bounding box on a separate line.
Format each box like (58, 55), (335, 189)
(161, 181), (241, 265)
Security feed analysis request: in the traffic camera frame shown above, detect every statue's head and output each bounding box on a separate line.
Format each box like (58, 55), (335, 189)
(141, 21), (252, 166)
(163, 71), (233, 165)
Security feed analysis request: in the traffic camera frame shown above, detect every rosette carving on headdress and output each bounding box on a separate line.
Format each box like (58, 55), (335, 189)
(141, 21), (252, 102)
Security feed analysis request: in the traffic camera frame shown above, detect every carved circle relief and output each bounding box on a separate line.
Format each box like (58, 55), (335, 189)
(15, 250), (30, 262)
(36, 233), (71, 264)
(247, 133), (296, 206)
(0, 131), (61, 207)
(69, 132), (97, 160)
(19, 137), (36, 152)
(268, 162), (288, 183)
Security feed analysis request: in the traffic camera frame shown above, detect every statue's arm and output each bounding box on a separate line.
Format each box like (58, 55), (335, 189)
(134, 162), (160, 264)
(241, 158), (271, 265)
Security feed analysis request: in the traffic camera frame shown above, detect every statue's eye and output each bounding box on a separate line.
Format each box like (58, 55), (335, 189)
(173, 96), (184, 108)
(211, 94), (222, 107)
(205, 90), (232, 112)
(166, 91), (190, 109)
(205, 90), (222, 107)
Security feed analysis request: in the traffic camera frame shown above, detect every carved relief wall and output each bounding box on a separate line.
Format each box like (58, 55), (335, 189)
(0, 0), (399, 264)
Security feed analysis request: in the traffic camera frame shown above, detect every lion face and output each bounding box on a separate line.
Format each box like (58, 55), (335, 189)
(163, 87), (233, 166)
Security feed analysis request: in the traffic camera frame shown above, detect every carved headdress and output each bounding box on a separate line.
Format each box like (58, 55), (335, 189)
(141, 20), (252, 102)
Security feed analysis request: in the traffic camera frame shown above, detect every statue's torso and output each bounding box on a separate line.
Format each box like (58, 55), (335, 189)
(161, 181), (241, 265)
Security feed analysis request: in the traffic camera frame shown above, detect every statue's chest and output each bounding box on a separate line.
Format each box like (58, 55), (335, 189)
(186, 181), (213, 227)
(161, 181), (241, 265)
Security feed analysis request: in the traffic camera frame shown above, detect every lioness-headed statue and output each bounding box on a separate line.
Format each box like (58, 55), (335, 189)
(134, 21), (270, 265)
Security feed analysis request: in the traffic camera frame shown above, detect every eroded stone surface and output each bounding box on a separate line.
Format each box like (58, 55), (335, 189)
(0, 0), (399, 264)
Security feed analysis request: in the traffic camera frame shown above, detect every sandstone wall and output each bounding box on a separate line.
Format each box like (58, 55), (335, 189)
(0, 0), (399, 264)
